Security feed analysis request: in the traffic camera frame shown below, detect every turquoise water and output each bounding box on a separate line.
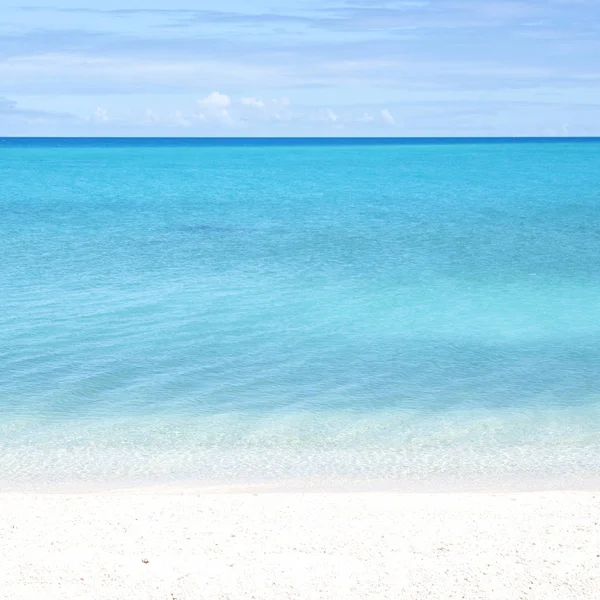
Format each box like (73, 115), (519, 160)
(1, 138), (600, 491)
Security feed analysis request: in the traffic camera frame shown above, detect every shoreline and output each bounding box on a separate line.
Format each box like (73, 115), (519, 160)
(3, 473), (600, 495)
(2, 489), (599, 599)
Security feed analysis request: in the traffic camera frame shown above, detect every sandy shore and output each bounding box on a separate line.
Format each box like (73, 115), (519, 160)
(1, 490), (599, 599)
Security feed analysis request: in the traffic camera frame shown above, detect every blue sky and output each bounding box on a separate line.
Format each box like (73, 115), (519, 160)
(1, 0), (599, 136)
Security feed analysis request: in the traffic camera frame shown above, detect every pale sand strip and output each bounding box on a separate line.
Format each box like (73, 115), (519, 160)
(1, 491), (599, 599)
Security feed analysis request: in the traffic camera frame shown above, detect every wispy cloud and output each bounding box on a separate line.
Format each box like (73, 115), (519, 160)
(321, 108), (339, 122)
(2, 0), (600, 135)
(0, 95), (75, 121)
(0, 95), (79, 135)
(380, 108), (395, 125)
(93, 107), (109, 122)
(14, 0), (596, 34)
(197, 91), (231, 108)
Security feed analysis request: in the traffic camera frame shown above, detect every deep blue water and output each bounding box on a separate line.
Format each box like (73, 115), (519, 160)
(1, 138), (599, 490)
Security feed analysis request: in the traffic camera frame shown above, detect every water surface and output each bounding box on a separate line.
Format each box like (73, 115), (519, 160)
(1, 138), (599, 490)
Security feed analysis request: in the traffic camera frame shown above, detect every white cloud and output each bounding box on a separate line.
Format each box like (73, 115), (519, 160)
(193, 92), (234, 124)
(381, 108), (395, 125)
(241, 96), (265, 108)
(197, 91), (231, 108)
(217, 108), (233, 124)
(193, 92), (234, 125)
(94, 107), (109, 122)
(237, 96), (292, 123)
(358, 112), (375, 122)
(143, 108), (160, 124)
(171, 110), (191, 127)
(323, 108), (338, 122)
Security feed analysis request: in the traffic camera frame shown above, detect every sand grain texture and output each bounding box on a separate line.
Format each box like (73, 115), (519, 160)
(1, 491), (599, 599)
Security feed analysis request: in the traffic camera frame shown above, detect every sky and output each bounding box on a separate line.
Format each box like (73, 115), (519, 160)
(1, 0), (599, 136)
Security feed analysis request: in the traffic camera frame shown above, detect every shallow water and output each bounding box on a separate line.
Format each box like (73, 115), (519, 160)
(1, 138), (599, 490)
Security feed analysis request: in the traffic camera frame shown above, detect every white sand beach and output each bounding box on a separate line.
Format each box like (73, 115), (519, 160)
(2, 490), (599, 599)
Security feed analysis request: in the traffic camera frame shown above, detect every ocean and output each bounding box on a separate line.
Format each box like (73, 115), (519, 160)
(1, 137), (599, 491)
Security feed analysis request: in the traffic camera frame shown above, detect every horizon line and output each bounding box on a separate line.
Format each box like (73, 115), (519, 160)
(2, 135), (600, 140)
(2, 136), (600, 145)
